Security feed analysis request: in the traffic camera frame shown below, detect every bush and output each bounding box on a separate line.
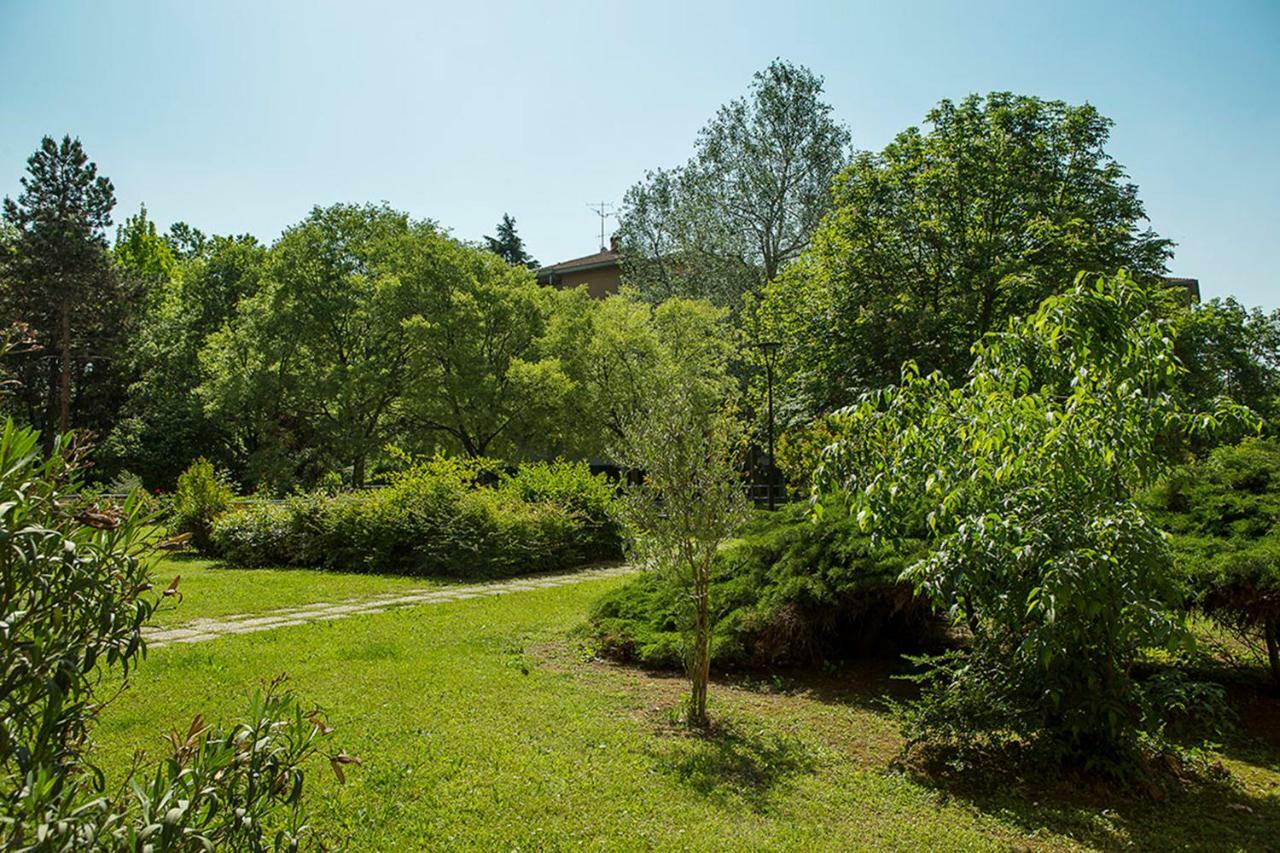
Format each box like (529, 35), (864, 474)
(210, 459), (622, 578)
(172, 456), (235, 552)
(0, 420), (341, 847)
(1145, 437), (1280, 684)
(498, 459), (622, 556)
(589, 501), (936, 669)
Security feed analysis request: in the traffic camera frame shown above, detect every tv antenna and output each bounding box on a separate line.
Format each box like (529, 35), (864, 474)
(587, 201), (615, 251)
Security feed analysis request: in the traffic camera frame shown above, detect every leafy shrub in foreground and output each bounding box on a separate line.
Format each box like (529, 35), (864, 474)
(171, 456), (235, 552)
(0, 420), (342, 848)
(589, 501), (936, 669)
(815, 272), (1252, 771)
(211, 458), (622, 577)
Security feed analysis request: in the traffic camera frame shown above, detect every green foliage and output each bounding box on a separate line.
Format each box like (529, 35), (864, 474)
(211, 460), (621, 577)
(1, 135), (134, 438)
(1145, 437), (1280, 683)
(114, 203), (177, 286)
(618, 60), (850, 309)
(498, 459), (621, 554)
(104, 232), (265, 488)
(816, 271), (1253, 768)
(172, 457), (235, 552)
(0, 419), (339, 848)
(541, 288), (737, 459)
(590, 502), (934, 669)
(762, 93), (1173, 419)
(1171, 298), (1280, 434)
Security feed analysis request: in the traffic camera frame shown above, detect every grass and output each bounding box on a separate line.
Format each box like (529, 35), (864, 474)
(94, 572), (1280, 850)
(146, 554), (439, 628)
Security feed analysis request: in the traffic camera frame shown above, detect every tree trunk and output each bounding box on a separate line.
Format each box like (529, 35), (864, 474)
(688, 562), (712, 728)
(352, 452), (366, 489)
(58, 301), (71, 434)
(1266, 617), (1279, 688)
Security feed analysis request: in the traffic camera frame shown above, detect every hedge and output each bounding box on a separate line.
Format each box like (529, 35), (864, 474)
(211, 459), (622, 578)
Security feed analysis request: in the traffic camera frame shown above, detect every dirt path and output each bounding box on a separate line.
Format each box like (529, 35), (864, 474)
(143, 564), (636, 648)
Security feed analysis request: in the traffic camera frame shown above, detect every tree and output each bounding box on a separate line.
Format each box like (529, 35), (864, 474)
(484, 213), (538, 269)
(617, 60), (851, 310)
(1145, 438), (1280, 685)
(114, 203), (177, 287)
(164, 220), (208, 259)
(400, 235), (567, 459)
(1, 135), (125, 437)
(1172, 297), (1280, 432)
(540, 288), (737, 459)
(615, 380), (751, 728)
(106, 232), (265, 487)
(815, 272), (1251, 766)
(199, 204), (420, 488)
(763, 93), (1173, 418)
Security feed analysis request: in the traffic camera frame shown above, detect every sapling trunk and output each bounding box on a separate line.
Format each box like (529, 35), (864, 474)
(688, 558), (712, 727)
(1266, 617), (1279, 687)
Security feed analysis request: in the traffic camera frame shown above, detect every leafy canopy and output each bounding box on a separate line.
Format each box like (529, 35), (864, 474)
(764, 93), (1173, 419)
(618, 60), (850, 310)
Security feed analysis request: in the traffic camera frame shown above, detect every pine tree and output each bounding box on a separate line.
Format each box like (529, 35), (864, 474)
(484, 213), (538, 269)
(1, 136), (122, 436)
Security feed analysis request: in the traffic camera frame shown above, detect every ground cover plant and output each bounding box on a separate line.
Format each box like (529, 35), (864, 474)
(590, 501), (936, 669)
(1146, 437), (1280, 684)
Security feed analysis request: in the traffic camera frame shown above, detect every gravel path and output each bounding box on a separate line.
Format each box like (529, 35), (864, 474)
(143, 563), (636, 648)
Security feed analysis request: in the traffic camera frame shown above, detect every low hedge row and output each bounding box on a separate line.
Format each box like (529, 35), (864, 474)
(210, 459), (622, 578)
(588, 500), (940, 669)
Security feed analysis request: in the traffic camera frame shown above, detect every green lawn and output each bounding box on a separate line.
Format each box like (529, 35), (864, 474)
(146, 555), (440, 628)
(96, 573), (1280, 850)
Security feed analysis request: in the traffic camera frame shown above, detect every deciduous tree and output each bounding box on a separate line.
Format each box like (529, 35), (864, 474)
(764, 93), (1173, 418)
(618, 60), (850, 310)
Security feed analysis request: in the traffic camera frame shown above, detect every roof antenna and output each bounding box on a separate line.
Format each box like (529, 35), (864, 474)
(587, 201), (615, 251)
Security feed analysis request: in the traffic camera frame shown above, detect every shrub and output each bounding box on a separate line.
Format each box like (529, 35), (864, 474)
(210, 458), (622, 578)
(1145, 437), (1280, 684)
(0, 420), (342, 847)
(172, 456), (235, 552)
(589, 501), (936, 669)
(498, 459), (621, 555)
(814, 272), (1252, 770)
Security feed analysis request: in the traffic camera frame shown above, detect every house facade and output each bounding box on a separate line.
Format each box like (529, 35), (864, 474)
(536, 237), (622, 298)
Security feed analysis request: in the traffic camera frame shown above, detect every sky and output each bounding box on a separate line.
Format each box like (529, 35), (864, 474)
(2, 0), (1277, 308)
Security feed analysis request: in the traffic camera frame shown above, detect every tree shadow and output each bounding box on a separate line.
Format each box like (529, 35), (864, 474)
(896, 748), (1280, 850)
(646, 717), (820, 813)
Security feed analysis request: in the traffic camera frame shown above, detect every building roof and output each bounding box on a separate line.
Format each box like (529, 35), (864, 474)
(536, 247), (620, 281)
(1163, 276), (1201, 302)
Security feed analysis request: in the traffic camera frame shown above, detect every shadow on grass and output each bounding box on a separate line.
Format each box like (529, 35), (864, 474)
(897, 747), (1280, 851)
(721, 659), (1280, 848)
(647, 717), (820, 813)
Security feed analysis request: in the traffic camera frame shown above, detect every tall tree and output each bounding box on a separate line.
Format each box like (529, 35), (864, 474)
(763, 93), (1173, 418)
(1, 136), (123, 436)
(540, 288), (737, 459)
(106, 232), (265, 487)
(617, 60), (851, 309)
(484, 213), (538, 269)
(199, 204), (420, 488)
(400, 236), (567, 459)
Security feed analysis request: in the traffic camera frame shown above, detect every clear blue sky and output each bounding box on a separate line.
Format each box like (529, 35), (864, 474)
(2, 0), (1277, 308)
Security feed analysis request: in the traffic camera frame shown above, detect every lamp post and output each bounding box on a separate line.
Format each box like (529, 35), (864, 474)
(750, 339), (781, 510)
